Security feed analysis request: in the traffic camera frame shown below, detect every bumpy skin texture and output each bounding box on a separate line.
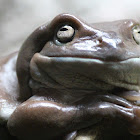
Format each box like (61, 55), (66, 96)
(1, 14), (140, 140)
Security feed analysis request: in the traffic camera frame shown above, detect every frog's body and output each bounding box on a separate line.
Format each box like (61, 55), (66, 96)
(1, 14), (140, 140)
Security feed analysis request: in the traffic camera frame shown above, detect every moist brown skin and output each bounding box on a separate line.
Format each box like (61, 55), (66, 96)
(0, 14), (140, 140)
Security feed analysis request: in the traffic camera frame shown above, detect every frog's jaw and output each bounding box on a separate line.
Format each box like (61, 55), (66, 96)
(30, 53), (140, 92)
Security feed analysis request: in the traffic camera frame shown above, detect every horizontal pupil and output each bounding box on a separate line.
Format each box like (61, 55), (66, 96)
(60, 28), (68, 31)
(138, 31), (140, 34)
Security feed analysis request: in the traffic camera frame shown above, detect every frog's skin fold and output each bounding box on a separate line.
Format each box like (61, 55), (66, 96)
(0, 14), (140, 140)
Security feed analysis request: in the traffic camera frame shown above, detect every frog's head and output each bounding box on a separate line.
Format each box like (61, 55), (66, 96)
(17, 14), (140, 96)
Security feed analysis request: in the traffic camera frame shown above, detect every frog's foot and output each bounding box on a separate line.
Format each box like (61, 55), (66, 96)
(112, 90), (140, 135)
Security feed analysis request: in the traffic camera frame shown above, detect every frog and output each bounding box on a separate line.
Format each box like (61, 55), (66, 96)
(1, 13), (140, 140)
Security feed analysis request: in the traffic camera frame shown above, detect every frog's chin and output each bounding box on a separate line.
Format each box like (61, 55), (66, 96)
(30, 53), (140, 92)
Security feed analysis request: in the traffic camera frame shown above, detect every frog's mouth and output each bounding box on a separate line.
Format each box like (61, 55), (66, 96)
(29, 52), (140, 104)
(30, 52), (140, 93)
(30, 53), (140, 90)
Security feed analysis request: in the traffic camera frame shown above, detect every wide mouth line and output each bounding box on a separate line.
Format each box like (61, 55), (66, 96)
(44, 55), (140, 63)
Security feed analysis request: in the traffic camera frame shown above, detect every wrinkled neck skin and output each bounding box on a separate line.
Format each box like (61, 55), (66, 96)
(4, 14), (140, 139)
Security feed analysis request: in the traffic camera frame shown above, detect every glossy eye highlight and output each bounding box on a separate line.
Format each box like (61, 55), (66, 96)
(56, 25), (75, 43)
(132, 25), (140, 44)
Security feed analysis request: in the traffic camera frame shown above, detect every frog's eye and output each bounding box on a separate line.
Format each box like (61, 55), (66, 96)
(132, 25), (140, 44)
(56, 25), (75, 43)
